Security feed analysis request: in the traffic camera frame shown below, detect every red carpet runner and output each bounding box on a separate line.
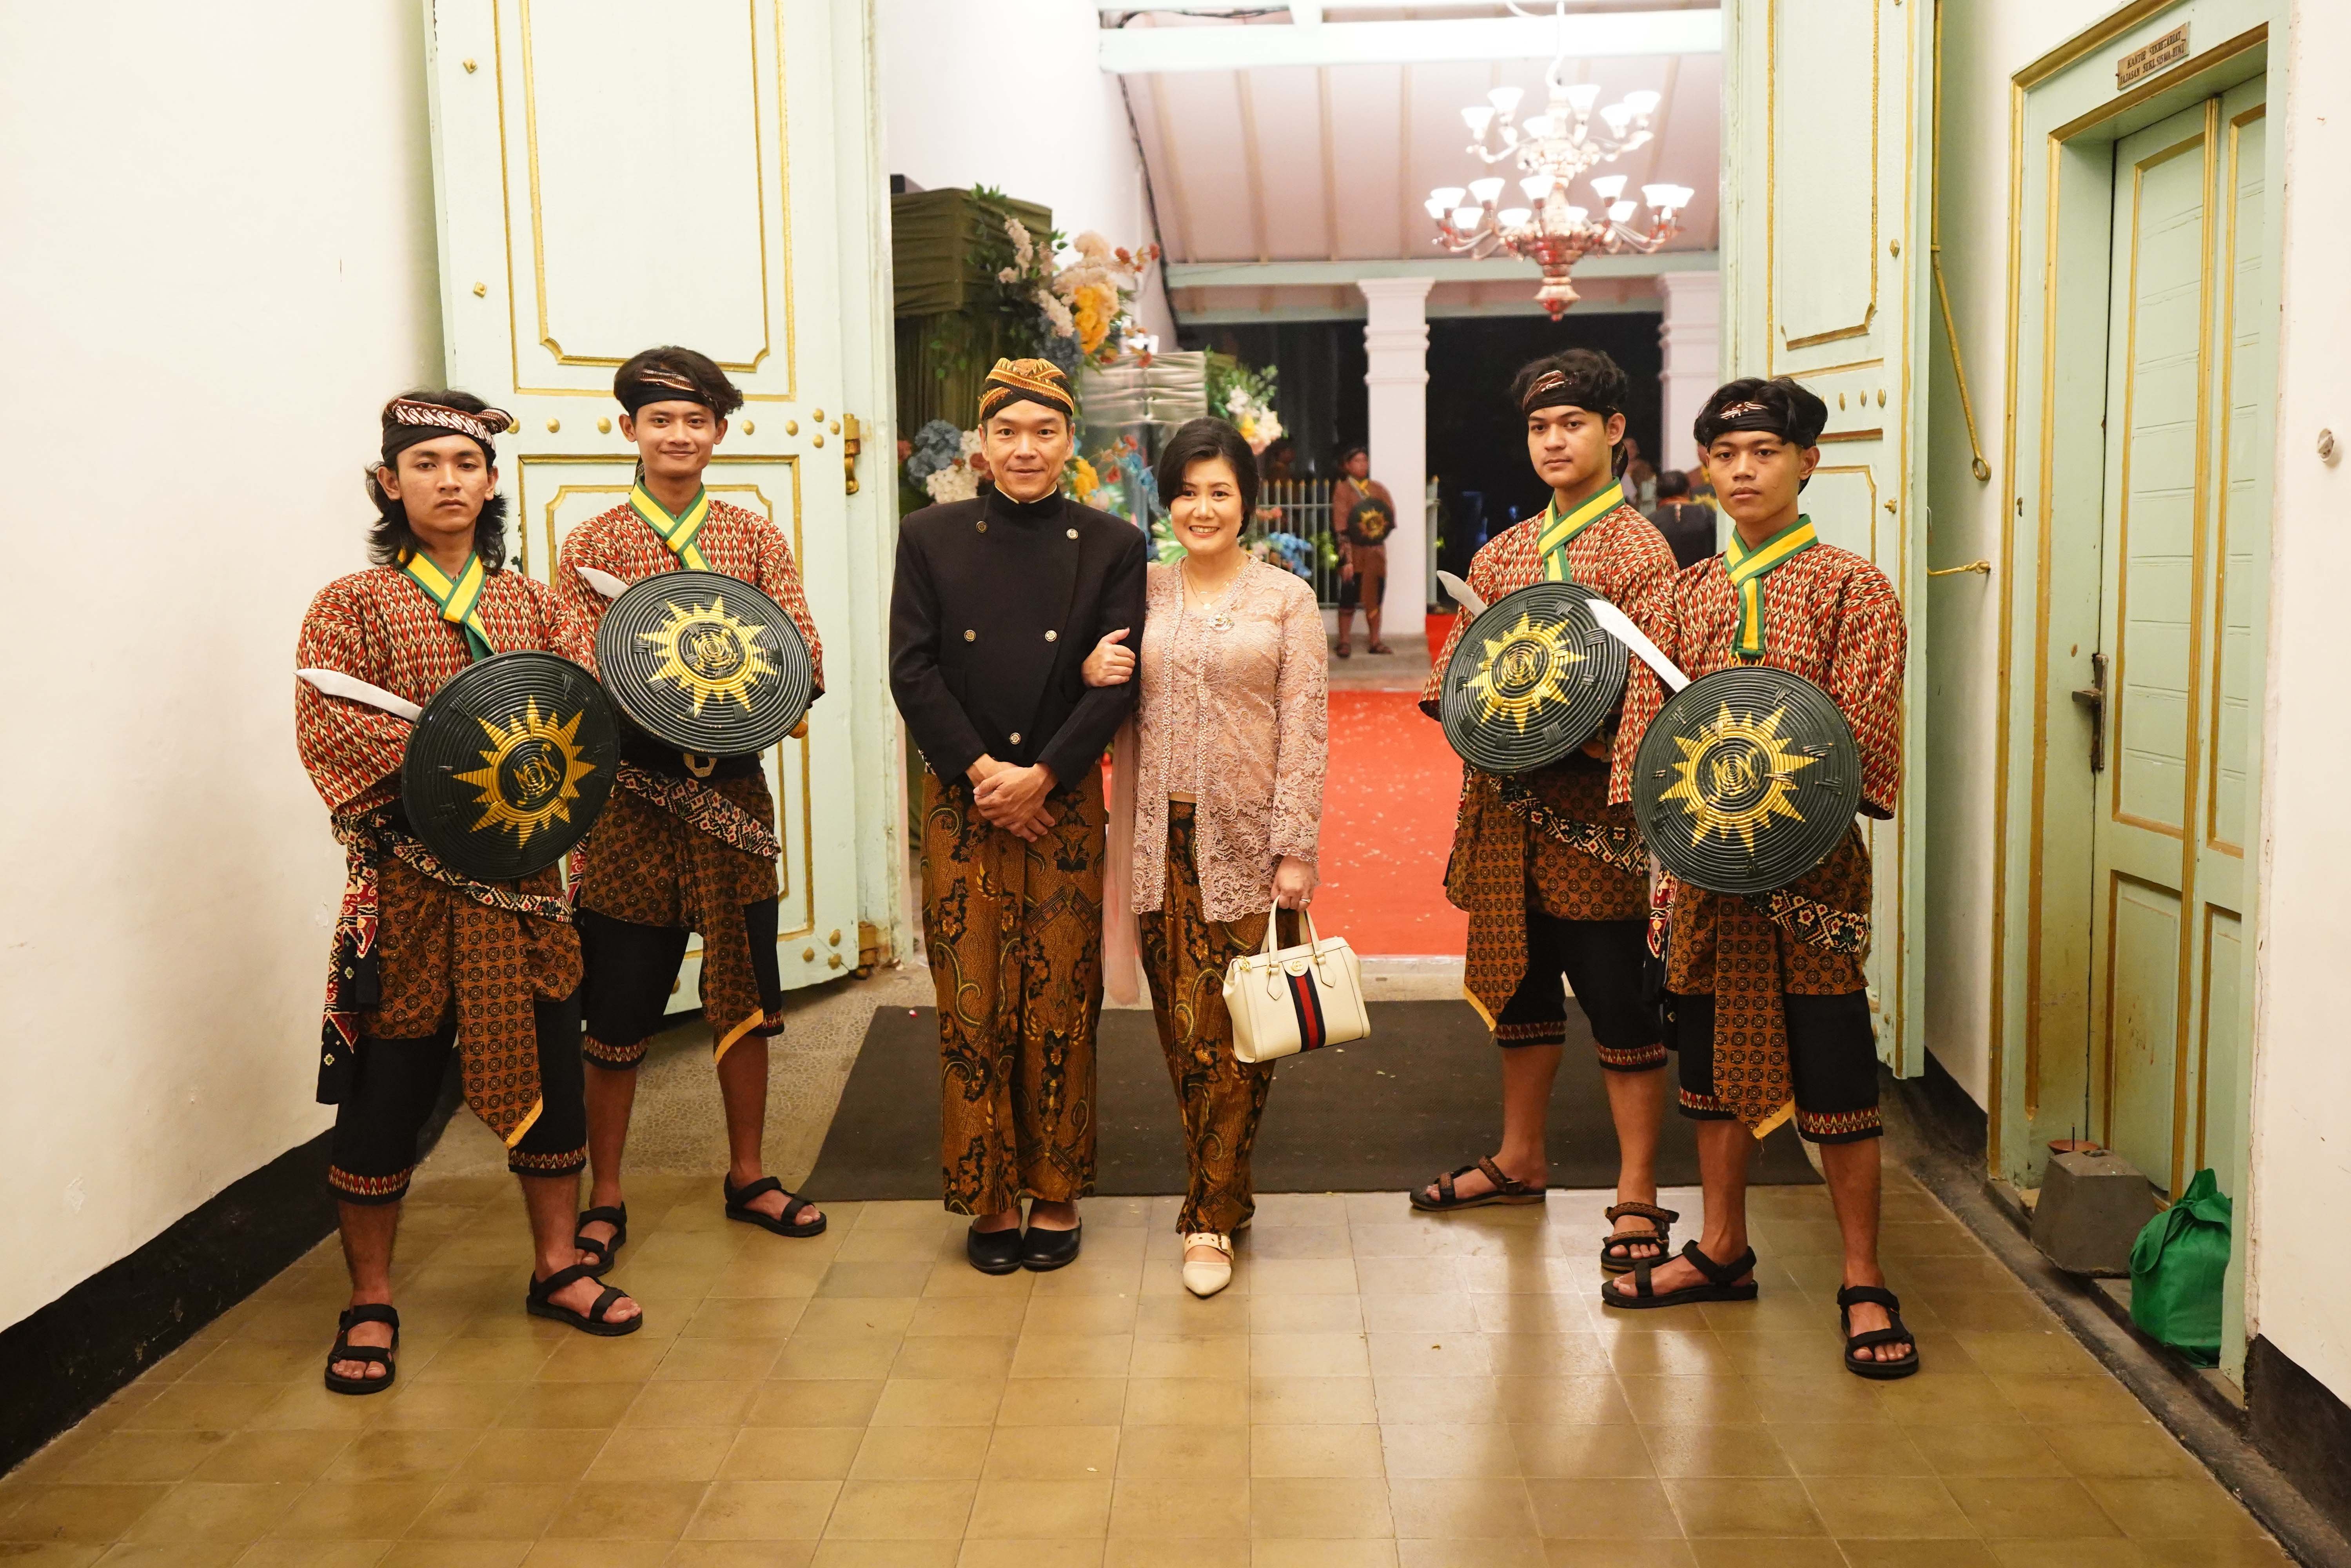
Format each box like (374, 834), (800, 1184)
(1312, 690), (1469, 957)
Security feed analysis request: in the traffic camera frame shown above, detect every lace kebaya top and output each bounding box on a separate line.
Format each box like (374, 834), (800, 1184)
(1130, 557), (1328, 921)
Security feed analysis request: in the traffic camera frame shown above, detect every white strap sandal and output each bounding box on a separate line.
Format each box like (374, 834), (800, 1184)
(1180, 1232), (1234, 1298)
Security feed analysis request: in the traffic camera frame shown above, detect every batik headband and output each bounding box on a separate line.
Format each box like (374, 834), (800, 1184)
(617, 368), (713, 416)
(381, 397), (514, 462)
(978, 357), (1076, 422)
(1695, 394), (1823, 448)
(1521, 368), (1616, 417)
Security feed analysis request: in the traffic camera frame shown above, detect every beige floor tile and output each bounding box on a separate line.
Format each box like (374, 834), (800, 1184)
(245, 1383), (387, 1434)
(719, 1426), (864, 1481)
(909, 1298), (1031, 1339)
(1361, 1298), (1479, 1334)
(1250, 1425), (1384, 1479)
(1032, 1261), (1146, 1299)
(1250, 1377), (1379, 1426)
(1492, 1377), (1635, 1428)
(1249, 1226), (1356, 1261)
(1253, 1334), (1372, 1379)
(1387, 1478), (1539, 1539)
(405, 1479), (567, 1540)
(997, 1379), (1132, 1428)
(1367, 1335), (1494, 1381)
(53, 1430), (232, 1485)
(1768, 1423), (1933, 1478)
(180, 1340), (329, 1385)
(115, 1382), (282, 1432)
(323, 1430), (482, 1485)
(848, 1426), (993, 1480)
(1617, 1377), (1765, 1428)
(1487, 1337), (1616, 1379)
(1522, 1477), (1673, 1539)
(796, 1298), (919, 1337)
(867, 1377), (1008, 1428)
(1539, 1537), (1698, 1567)
(1117, 1426), (1249, 1480)
(1024, 1297), (1140, 1337)
(241, 1540), (398, 1566)
(452, 1429), (604, 1486)
(745, 1381), (886, 1428)
(2033, 1423), (2201, 1480)
(653, 1337), (787, 1383)
(1744, 1373), (1897, 1423)
(116, 1479), (303, 1542)
(623, 1381), (759, 1430)
(922, 1267), (1037, 1303)
(1105, 1539), (1250, 1566)
(541, 1478), (710, 1541)
(1807, 1476), (1978, 1539)
(1984, 1544), (2151, 1568)
(894, 1336), (1018, 1381)
(1015, 1335), (1137, 1380)
(2082, 1478), (2267, 1540)
(1251, 1261), (1363, 1296)
(665, 1544), (818, 1567)
(412, 1338), (561, 1383)
(1135, 1294), (1249, 1337)
(1133, 1336), (1251, 1381)
(180, 1431), (348, 1486)
(1376, 1378), (1521, 1427)
(821, 1478), (977, 1539)
(1906, 1425), (2063, 1479)
(707, 1258), (828, 1300)
(1682, 1542), (1846, 1568)
(1836, 1543), (2003, 1568)
(376, 1546), (529, 1568)
(1508, 1425), (1654, 1480)
(94, 1544), (247, 1568)
(956, 1541), (1106, 1568)
(516, 1543), (669, 1567)
(490, 1381), (641, 1431)
(1256, 1544), (1397, 1568)
(1641, 1424), (1792, 1478)
(1663, 1477), (1826, 1537)
(1604, 1334), (1734, 1377)
(772, 1337), (906, 1382)
(534, 1337), (670, 1383)
(1251, 1478), (1395, 1538)
(1378, 1424), (1514, 1480)
(1108, 1477), (1251, 1538)
(683, 1478), (842, 1539)
(1993, 1376), (2158, 1426)
(1254, 1194), (1353, 1228)
(1249, 1296), (1366, 1336)
(1873, 1373), (2026, 1427)
(817, 1263), (935, 1299)
(1943, 1476), (2123, 1539)
(586, 1426), (735, 1482)
(1399, 1540), (1549, 1568)
(679, 1297), (808, 1339)
(967, 1477), (1114, 1538)
(984, 1425), (1121, 1480)
(267, 1480), (441, 1540)
(1124, 1379), (1248, 1427)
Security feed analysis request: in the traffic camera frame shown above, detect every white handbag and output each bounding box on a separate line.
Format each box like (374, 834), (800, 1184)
(1224, 903), (1371, 1063)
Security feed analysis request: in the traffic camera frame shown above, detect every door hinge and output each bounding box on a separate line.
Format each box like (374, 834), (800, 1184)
(843, 413), (863, 495)
(2071, 651), (2107, 773)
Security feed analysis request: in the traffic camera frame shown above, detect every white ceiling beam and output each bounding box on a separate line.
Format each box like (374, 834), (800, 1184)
(1099, 11), (1722, 73)
(1167, 252), (1720, 287)
(1181, 296), (1665, 324)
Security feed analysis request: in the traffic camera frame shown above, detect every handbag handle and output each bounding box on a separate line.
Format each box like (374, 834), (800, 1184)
(1258, 897), (1321, 957)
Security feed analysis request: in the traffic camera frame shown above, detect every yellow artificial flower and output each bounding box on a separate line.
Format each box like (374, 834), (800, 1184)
(1074, 281), (1117, 356)
(1070, 457), (1102, 504)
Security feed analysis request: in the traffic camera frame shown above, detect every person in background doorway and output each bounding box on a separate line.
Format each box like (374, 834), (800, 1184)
(556, 347), (830, 1276)
(296, 392), (642, 1394)
(1081, 417), (1327, 1298)
(1607, 376), (1916, 1380)
(1414, 350), (1682, 1278)
(890, 358), (1147, 1274)
(1331, 443), (1396, 658)
(1648, 469), (1719, 570)
(1621, 433), (1659, 511)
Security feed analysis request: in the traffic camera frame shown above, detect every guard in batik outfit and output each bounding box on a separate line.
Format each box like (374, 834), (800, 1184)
(555, 346), (828, 1263)
(1602, 376), (1918, 1379)
(1414, 350), (1683, 1273)
(298, 393), (640, 1394)
(890, 358), (1147, 1272)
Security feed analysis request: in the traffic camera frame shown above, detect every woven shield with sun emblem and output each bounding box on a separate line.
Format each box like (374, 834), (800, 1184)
(1438, 582), (1628, 775)
(400, 652), (620, 881)
(1632, 666), (1861, 895)
(595, 569), (815, 757)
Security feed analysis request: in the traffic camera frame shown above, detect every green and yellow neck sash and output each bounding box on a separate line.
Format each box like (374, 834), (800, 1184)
(1723, 515), (1817, 660)
(398, 549), (496, 661)
(630, 480), (711, 570)
(1537, 479), (1626, 583)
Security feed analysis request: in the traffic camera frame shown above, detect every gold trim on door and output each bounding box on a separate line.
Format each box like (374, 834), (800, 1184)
(1766, 0), (1881, 360)
(2203, 102), (2265, 859)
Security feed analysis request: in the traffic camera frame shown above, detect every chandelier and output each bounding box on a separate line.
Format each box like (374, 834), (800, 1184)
(1426, 65), (1694, 318)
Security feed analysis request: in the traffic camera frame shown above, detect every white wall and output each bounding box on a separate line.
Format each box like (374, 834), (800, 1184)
(1921, 0), (2121, 1107)
(876, 0), (1177, 343)
(2248, 0), (2351, 1404)
(0, 2), (443, 1330)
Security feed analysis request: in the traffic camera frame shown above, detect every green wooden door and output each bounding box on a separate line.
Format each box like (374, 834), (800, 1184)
(2088, 81), (2269, 1200)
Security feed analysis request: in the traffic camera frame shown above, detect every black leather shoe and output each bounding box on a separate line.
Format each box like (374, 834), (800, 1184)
(967, 1223), (1025, 1275)
(1021, 1221), (1082, 1272)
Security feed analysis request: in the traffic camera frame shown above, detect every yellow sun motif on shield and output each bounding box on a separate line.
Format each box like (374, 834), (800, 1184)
(453, 700), (598, 846)
(1464, 610), (1584, 731)
(638, 597), (775, 715)
(1659, 702), (1819, 850)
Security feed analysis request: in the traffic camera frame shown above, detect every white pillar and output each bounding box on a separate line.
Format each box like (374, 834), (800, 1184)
(1358, 276), (1434, 627)
(1658, 270), (1723, 478)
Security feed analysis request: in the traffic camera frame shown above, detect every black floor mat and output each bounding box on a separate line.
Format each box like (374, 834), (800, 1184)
(805, 1000), (1820, 1200)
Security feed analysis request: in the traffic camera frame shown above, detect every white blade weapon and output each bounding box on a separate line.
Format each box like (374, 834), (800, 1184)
(577, 565), (630, 600)
(1587, 599), (1690, 693)
(1435, 570), (1487, 619)
(296, 668), (423, 721)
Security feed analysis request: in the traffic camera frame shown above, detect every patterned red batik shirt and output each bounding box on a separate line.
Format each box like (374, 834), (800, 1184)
(1422, 501), (1678, 1025)
(294, 564), (590, 1147)
(556, 497), (827, 1053)
(1627, 536), (1907, 1135)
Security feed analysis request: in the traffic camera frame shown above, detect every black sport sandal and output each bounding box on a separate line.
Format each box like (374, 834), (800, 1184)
(323, 1303), (400, 1396)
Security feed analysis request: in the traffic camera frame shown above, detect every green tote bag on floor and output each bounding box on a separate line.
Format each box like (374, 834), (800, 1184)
(2128, 1168), (2233, 1368)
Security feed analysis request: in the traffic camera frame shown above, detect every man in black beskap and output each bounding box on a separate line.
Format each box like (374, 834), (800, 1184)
(889, 357), (1147, 1274)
